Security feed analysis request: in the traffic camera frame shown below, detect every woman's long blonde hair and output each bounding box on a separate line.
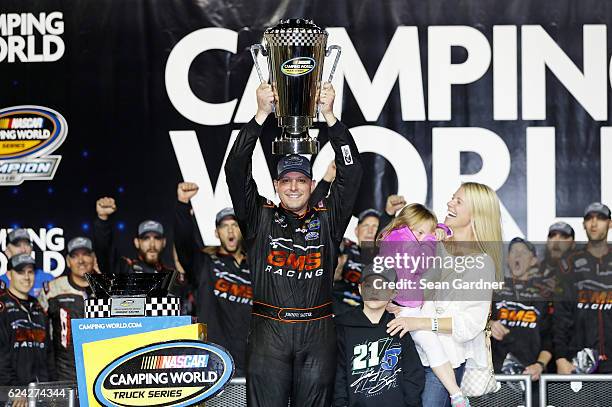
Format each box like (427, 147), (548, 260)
(459, 182), (504, 281)
(377, 203), (437, 242)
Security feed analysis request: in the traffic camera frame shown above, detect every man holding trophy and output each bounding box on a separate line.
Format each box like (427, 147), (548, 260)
(225, 18), (362, 407)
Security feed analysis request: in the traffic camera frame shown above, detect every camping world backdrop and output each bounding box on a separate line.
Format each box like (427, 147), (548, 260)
(1, 0), (611, 278)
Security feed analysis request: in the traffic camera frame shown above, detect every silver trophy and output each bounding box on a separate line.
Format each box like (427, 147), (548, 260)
(251, 19), (341, 154)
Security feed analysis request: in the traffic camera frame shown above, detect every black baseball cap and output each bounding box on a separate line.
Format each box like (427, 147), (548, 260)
(215, 207), (236, 226)
(359, 263), (397, 284)
(358, 209), (382, 224)
(509, 237), (537, 256)
(548, 222), (575, 238)
(137, 220), (164, 238)
(9, 254), (35, 271)
(8, 228), (31, 245)
(584, 202), (611, 219)
(67, 237), (93, 255)
(276, 154), (312, 179)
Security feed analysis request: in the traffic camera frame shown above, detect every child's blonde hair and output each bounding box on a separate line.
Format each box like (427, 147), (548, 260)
(377, 203), (437, 242)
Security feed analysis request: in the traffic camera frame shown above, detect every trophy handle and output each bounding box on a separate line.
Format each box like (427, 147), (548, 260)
(325, 45), (342, 82)
(250, 44), (268, 83)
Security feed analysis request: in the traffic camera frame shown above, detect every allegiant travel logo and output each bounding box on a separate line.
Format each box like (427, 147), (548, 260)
(93, 340), (233, 407)
(0, 105), (67, 185)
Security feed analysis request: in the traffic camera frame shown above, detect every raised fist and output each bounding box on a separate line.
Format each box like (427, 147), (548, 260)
(385, 194), (407, 216)
(177, 182), (199, 204)
(96, 197), (116, 220)
(318, 82), (335, 115)
(255, 83), (275, 123)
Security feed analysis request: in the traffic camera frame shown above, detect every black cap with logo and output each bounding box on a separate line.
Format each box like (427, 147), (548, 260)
(8, 229), (31, 245)
(215, 207), (237, 226)
(9, 254), (35, 271)
(583, 202), (611, 219)
(67, 237), (93, 255)
(276, 154), (312, 179)
(137, 220), (164, 238)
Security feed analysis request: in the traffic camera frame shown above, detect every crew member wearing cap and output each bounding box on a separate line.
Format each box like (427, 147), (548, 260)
(334, 265), (424, 406)
(554, 202), (612, 375)
(332, 208), (382, 316)
(490, 238), (552, 397)
(93, 197), (174, 274)
(1, 228), (54, 297)
(225, 82), (362, 406)
(174, 182), (251, 376)
(38, 237), (95, 381)
(536, 222), (576, 298)
(0, 254), (51, 386)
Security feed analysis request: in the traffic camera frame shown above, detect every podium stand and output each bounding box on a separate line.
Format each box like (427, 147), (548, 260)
(72, 273), (233, 407)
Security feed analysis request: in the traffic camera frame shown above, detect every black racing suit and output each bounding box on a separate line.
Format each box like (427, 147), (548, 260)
(554, 248), (612, 373)
(535, 255), (567, 301)
(0, 291), (51, 385)
(491, 277), (553, 371)
(37, 274), (91, 381)
(332, 238), (364, 316)
(225, 118), (362, 407)
(174, 201), (252, 375)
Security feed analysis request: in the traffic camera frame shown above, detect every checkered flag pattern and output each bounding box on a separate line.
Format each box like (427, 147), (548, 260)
(84, 297), (181, 318)
(146, 297), (181, 316)
(85, 298), (111, 318)
(265, 29), (327, 46)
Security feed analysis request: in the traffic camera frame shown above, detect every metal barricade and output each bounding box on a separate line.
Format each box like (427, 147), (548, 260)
(207, 375), (532, 406)
(15, 374), (610, 406)
(539, 374), (612, 407)
(470, 374), (532, 407)
(205, 377), (247, 407)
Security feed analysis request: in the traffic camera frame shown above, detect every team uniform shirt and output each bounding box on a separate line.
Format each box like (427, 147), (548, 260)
(554, 248), (612, 372)
(0, 290), (51, 385)
(174, 202), (252, 373)
(492, 277), (553, 372)
(334, 309), (424, 407)
(37, 274), (91, 381)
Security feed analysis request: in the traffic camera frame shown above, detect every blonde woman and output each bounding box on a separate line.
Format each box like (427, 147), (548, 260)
(386, 182), (503, 407)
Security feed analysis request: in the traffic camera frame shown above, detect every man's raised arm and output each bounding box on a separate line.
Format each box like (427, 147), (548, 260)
(320, 82), (363, 243)
(224, 83), (274, 242)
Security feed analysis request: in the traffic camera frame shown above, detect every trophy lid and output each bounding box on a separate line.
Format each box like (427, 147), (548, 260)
(265, 18), (326, 34)
(85, 271), (176, 299)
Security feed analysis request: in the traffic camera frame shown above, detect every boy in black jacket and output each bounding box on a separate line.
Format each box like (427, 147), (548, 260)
(334, 265), (424, 407)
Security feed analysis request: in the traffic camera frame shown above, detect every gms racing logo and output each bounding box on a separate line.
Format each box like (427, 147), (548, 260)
(495, 300), (540, 328)
(576, 280), (612, 310)
(265, 237), (324, 279)
(0, 105), (67, 185)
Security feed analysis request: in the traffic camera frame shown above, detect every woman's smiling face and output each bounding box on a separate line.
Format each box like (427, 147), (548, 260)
(445, 187), (472, 230)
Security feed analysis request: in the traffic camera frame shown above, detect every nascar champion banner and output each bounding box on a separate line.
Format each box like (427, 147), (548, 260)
(1, 0), (611, 274)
